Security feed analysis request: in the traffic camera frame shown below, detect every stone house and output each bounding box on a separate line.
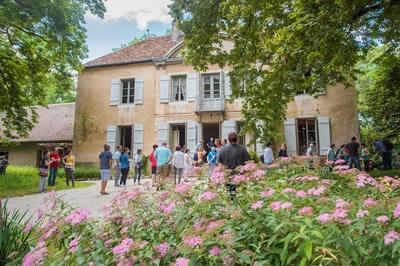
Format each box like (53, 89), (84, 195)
(74, 31), (359, 165)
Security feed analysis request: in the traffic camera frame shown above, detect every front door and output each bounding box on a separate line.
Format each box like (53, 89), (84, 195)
(202, 123), (220, 151)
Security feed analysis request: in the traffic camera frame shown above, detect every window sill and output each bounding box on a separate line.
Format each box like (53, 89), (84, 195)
(169, 101), (188, 105)
(118, 104), (136, 107)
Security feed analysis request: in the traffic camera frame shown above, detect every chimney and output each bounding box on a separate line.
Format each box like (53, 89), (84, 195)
(171, 20), (183, 43)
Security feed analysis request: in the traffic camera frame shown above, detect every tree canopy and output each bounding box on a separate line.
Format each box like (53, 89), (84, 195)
(0, 0), (105, 140)
(170, 0), (400, 143)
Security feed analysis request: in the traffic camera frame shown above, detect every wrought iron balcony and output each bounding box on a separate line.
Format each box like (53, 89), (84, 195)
(196, 97), (225, 113)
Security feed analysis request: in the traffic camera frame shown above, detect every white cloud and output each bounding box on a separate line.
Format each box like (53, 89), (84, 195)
(88, 0), (172, 30)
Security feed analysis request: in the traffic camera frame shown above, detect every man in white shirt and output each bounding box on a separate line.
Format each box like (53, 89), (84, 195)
(306, 143), (315, 169)
(172, 146), (185, 184)
(263, 142), (274, 165)
(113, 145), (122, 187)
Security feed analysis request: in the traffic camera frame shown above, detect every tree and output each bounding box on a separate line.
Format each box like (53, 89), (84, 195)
(0, 0), (105, 140)
(169, 0), (400, 142)
(357, 45), (400, 144)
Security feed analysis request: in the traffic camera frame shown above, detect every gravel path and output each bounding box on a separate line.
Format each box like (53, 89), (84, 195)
(4, 179), (155, 219)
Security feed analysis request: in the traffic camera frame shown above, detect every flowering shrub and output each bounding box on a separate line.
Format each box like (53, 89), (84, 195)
(14, 162), (400, 265)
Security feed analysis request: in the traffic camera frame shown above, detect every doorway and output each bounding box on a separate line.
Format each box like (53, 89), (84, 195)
(297, 118), (318, 155)
(119, 126), (132, 151)
(202, 123), (220, 151)
(171, 124), (186, 149)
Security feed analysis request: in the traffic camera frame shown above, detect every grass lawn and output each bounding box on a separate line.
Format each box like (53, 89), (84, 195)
(369, 168), (400, 178)
(0, 166), (95, 198)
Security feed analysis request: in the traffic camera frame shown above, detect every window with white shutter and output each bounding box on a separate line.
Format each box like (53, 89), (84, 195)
(317, 117), (331, 155)
(106, 125), (117, 152)
(221, 120), (237, 140)
(160, 75), (169, 103)
(110, 79), (120, 106)
(284, 118), (297, 155)
(134, 78), (144, 104)
(186, 73), (197, 101)
(133, 124), (144, 152)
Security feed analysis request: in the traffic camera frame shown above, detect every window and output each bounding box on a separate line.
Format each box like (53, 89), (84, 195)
(171, 124), (186, 148)
(297, 118), (318, 155)
(0, 151), (9, 160)
(171, 76), (186, 101)
(119, 126), (132, 150)
(121, 79), (135, 104)
(202, 74), (220, 99)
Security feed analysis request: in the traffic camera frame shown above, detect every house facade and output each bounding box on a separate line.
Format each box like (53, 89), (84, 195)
(74, 33), (359, 165)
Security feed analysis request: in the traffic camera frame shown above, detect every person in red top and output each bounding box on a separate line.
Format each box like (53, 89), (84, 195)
(48, 147), (61, 186)
(149, 144), (158, 187)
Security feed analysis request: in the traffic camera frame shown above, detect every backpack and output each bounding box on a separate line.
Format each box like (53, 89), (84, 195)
(382, 140), (394, 151)
(259, 154), (265, 163)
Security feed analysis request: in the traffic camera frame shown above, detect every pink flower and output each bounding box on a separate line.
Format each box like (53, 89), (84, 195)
(363, 198), (378, 208)
(68, 237), (81, 253)
(232, 174), (247, 184)
(200, 191), (218, 201)
(269, 201), (282, 212)
(251, 201), (263, 210)
(321, 179), (332, 187)
(127, 189), (142, 200)
(24, 222), (34, 233)
(295, 190), (308, 198)
(209, 246), (221, 256)
(393, 202), (400, 218)
(240, 162), (257, 172)
(298, 207), (313, 216)
(113, 238), (134, 256)
(293, 175), (319, 182)
(376, 215), (389, 223)
(22, 247), (48, 266)
(206, 220), (225, 233)
(356, 209), (369, 218)
(183, 235), (203, 248)
(281, 202), (293, 210)
(384, 230), (400, 245)
(159, 202), (176, 215)
(211, 170), (225, 185)
(36, 208), (44, 220)
(260, 189), (275, 198)
(174, 258), (190, 266)
(334, 159), (346, 165)
(155, 243), (169, 258)
(282, 188), (296, 194)
(319, 213), (332, 224)
(251, 169), (265, 179)
(332, 208), (348, 220)
(335, 199), (349, 209)
(65, 208), (91, 226)
(175, 183), (192, 194)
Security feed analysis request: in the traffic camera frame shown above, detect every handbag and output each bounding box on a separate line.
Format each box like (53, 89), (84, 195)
(39, 168), (48, 177)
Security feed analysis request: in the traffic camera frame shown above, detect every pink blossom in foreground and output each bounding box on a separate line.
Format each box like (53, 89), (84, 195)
(23, 222), (34, 233)
(293, 175), (319, 182)
(319, 213), (332, 224)
(209, 246), (221, 256)
(36, 208), (44, 220)
(251, 169), (265, 179)
(298, 207), (313, 216)
(65, 208), (91, 225)
(251, 201), (263, 210)
(200, 191), (218, 201)
(384, 230), (400, 245)
(113, 238), (134, 256)
(240, 162), (257, 172)
(334, 159), (346, 165)
(206, 220), (225, 233)
(363, 198), (378, 208)
(183, 235), (203, 248)
(355, 173), (378, 188)
(159, 202), (176, 215)
(332, 208), (348, 220)
(260, 189), (275, 198)
(376, 215), (389, 223)
(174, 258), (190, 266)
(175, 183), (192, 194)
(281, 202), (293, 210)
(269, 201), (282, 212)
(321, 179), (332, 187)
(335, 199), (349, 209)
(127, 189), (142, 200)
(210, 170), (225, 185)
(232, 174), (247, 184)
(307, 186), (326, 196)
(68, 237), (81, 253)
(22, 247), (48, 266)
(282, 188), (296, 194)
(394, 202), (400, 218)
(295, 190), (308, 198)
(356, 209), (369, 218)
(155, 243), (169, 258)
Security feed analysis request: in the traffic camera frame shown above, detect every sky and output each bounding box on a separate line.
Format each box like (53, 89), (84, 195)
(84, 0), (172, 62)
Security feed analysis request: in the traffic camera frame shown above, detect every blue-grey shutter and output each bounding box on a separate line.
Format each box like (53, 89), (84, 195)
(160, 75), (169, 103)
(156, 122), (169, 145)
(110, 79), (120, 105)
(222, 120), (237, 140)
(224, 71), (231, 99)
(187, 121), (198, 154)
(106, 125), (117, 152)
(318, 116), (331, 155)
(133, 123), (144, 151)
(134, 77), (144, 104)
(186, 73), (197, 101)
(284, 118), (297, 155)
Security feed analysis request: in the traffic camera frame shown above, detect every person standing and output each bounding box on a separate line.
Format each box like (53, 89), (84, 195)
(113, 145), (122, 187)
(327, 144), (336, 162)
(194, 147), (205, 166)
(346, 136), (361, 170)
(48, 148), (61, 186)
(278, 143), (288, 158)
(214, 138), (222, 152)
(38, 150), (50, 193)
(218, 132), (250, 170)
(154, 142), (172, 191)
(133, 149), (143, 185)
(206, 137), (214, 151)
(361, 143), (370, 171)
(263, 142), (274, 165)
(118, 147), (130, 186)
(62, 150), (76, 187)
(196, 140), (204, 151)
(172, 146), (185, 184)
(183, 148), (192, 179)
(207, 147), (218, 176)
(382, 139), (394, 170)
(306, 143), (315, 169)
(149, 144), (158, 187)
(99, 144), (113, 195)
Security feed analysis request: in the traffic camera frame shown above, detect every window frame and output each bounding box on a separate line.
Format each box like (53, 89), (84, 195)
(201, 73), (221, 99)
(296, 118), (319, 155)
(120, 78), (135, 105)
(170, 75), (187, 102)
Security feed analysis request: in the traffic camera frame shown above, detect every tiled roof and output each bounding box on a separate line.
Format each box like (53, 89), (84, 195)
(85, 35), (181, 68)
(17, 103), (75, 142)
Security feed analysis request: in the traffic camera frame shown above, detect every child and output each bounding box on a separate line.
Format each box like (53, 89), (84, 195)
(207, 147), (218, 177)
(172, 146), (185, 184)
(134, 149), (143, 185)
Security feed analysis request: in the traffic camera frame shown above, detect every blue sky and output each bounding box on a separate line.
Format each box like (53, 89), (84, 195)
(84, 0), (171, 62)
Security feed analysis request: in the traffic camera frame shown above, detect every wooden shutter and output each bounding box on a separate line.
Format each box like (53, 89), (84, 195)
(284, 118), (297, 155)
(186, 73), (197, 101)
(222, 120), (237, 140)
(133, 123), (144, 152)
(160, 75), (169, 103)
(134, 77), (144, 104)
(187, 121), (198, 154)
(318, 116), (331, 155)
(156, 122), (169, 145)
(110, 79), (120, 106)
(106, 125), (117, 152)
(224, 71), (231, 99)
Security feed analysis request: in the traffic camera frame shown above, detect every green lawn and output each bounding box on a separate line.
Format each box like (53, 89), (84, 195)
(0, 166), (94, 198)
(369, 169), (400, 178)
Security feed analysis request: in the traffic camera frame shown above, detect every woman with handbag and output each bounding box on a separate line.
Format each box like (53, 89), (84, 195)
(38, 150), (50, 193)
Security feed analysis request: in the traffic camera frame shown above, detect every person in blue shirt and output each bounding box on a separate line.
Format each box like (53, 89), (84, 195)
(119, 147), (130, 186)
(154, 142), (172, 191)
(207, 147), (218, 177)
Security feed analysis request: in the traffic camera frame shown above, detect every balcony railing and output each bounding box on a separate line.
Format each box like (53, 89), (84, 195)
(196, 97), (225, 113)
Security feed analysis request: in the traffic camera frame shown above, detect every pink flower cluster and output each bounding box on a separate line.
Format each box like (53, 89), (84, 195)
(251, 201), (263, 210)
(127, 189), (143, 200)
(394, 202), (400, 218)
(269, 201), (293, 212)
(65, 208), (91, 226)
(307, 186), (327, 196)
(381, 176), (400, 189)
(384, 230), (400, 245)
(211, 170), (225, 185)
(282, 188), (296, 194)
(175, 182), (192, 194)
(260, 188), (275, 198)
(68, 236), (81, 253)
(376, 215), (389, 223)
(209, 246), (221, 256)
(292, 175), (319, 182)
(113, 238), (134, 256)
(334, 159), (346, 165)
(298, 207), (313, 216)
(206, 220), (225, 233)
(22, 246), (48, 266)
(355, 173), (379, 188)
(356, 209), (369, 218)
(295, 190), (308, 198)
(155, 243), (169, 257)
(363, 198), (378, 208)
(335, 199), (350, 209)
(183, 235), (203, 248)
(174, 258), (190, 266)
(159, 202), (176, 214)
(319, 200), (352, 225)
(240, 162), (257, 172)
(232, 174), (247, 184)
(200, 191), (218, 202)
